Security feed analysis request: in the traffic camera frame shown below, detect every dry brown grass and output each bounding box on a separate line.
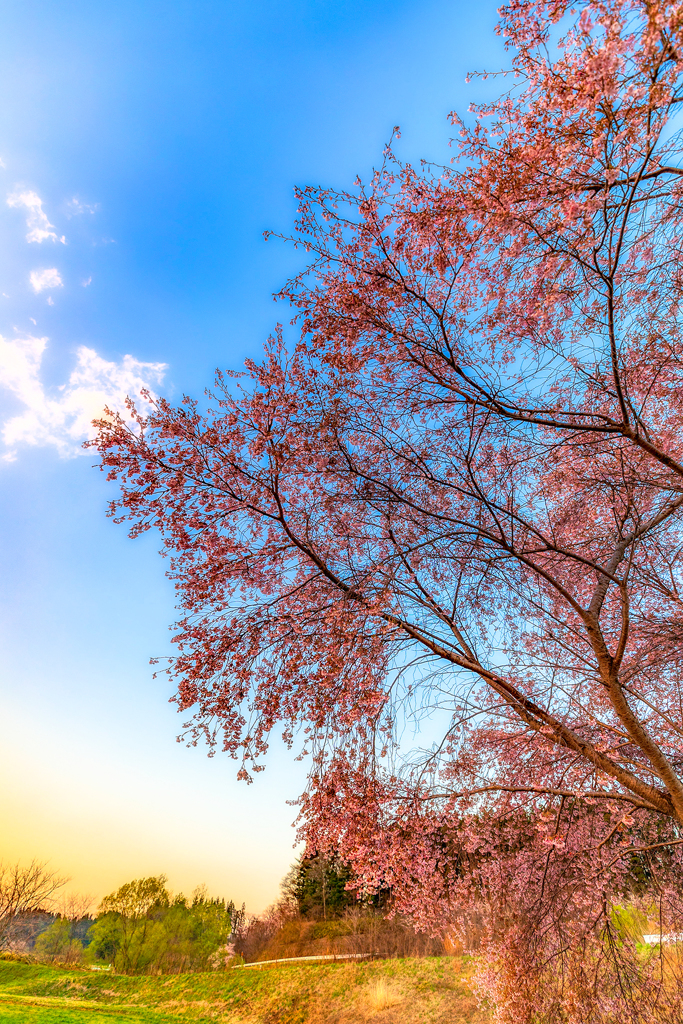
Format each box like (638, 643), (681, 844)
(245, 911), (444, 966)
(233, 957), (490, 1024)
(364, 976), (403, 1012)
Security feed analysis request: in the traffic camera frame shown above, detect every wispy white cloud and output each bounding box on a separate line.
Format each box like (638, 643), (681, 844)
(30, 268), (63, 293)
(0, 334), (167, 460)
(66, 196), (98, 216)
(7, 190), (66, 244)
(81, 276), (92, 288)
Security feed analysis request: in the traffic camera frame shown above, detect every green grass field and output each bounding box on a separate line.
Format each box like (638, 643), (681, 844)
(0, 957), (488, 1023)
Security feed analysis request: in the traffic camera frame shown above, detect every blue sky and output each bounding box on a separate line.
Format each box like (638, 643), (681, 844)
(0, 0), (502, 912)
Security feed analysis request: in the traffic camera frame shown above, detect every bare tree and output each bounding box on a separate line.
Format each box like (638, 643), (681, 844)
(0, 861), (67, 949)
(57, 892), (94, 922)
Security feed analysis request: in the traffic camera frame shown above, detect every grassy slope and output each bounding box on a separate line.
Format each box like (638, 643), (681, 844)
(0, 957), (489, 1024)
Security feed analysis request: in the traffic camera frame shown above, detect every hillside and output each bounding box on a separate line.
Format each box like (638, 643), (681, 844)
(0, 956), (489, 1023)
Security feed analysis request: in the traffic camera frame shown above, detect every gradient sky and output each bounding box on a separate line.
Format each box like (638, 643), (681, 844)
(0, 0), (503, 913)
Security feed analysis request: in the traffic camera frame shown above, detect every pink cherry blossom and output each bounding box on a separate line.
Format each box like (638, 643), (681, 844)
(93, 1), (683, 1019)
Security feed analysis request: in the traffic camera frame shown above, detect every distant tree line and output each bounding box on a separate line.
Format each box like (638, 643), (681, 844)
(234, 854), (442, 964)
(8, 873), (244, 975)
(85, 875), (242, 974)
(281, 854), (391, 920)
(4, 856), (437, 971)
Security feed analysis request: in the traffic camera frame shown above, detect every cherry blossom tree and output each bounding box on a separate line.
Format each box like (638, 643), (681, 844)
(95, 0), (683, 1018)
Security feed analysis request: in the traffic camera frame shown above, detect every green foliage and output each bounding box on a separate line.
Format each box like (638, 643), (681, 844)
(610, 904), (650, 945)
(282, 855), (392, 921)
(86, 912), (122, 965)
(33, 919), (83, 965)
(282, 856), (355, 920)
(86, 878), (239, 975)
(100, 876), (170, 920)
